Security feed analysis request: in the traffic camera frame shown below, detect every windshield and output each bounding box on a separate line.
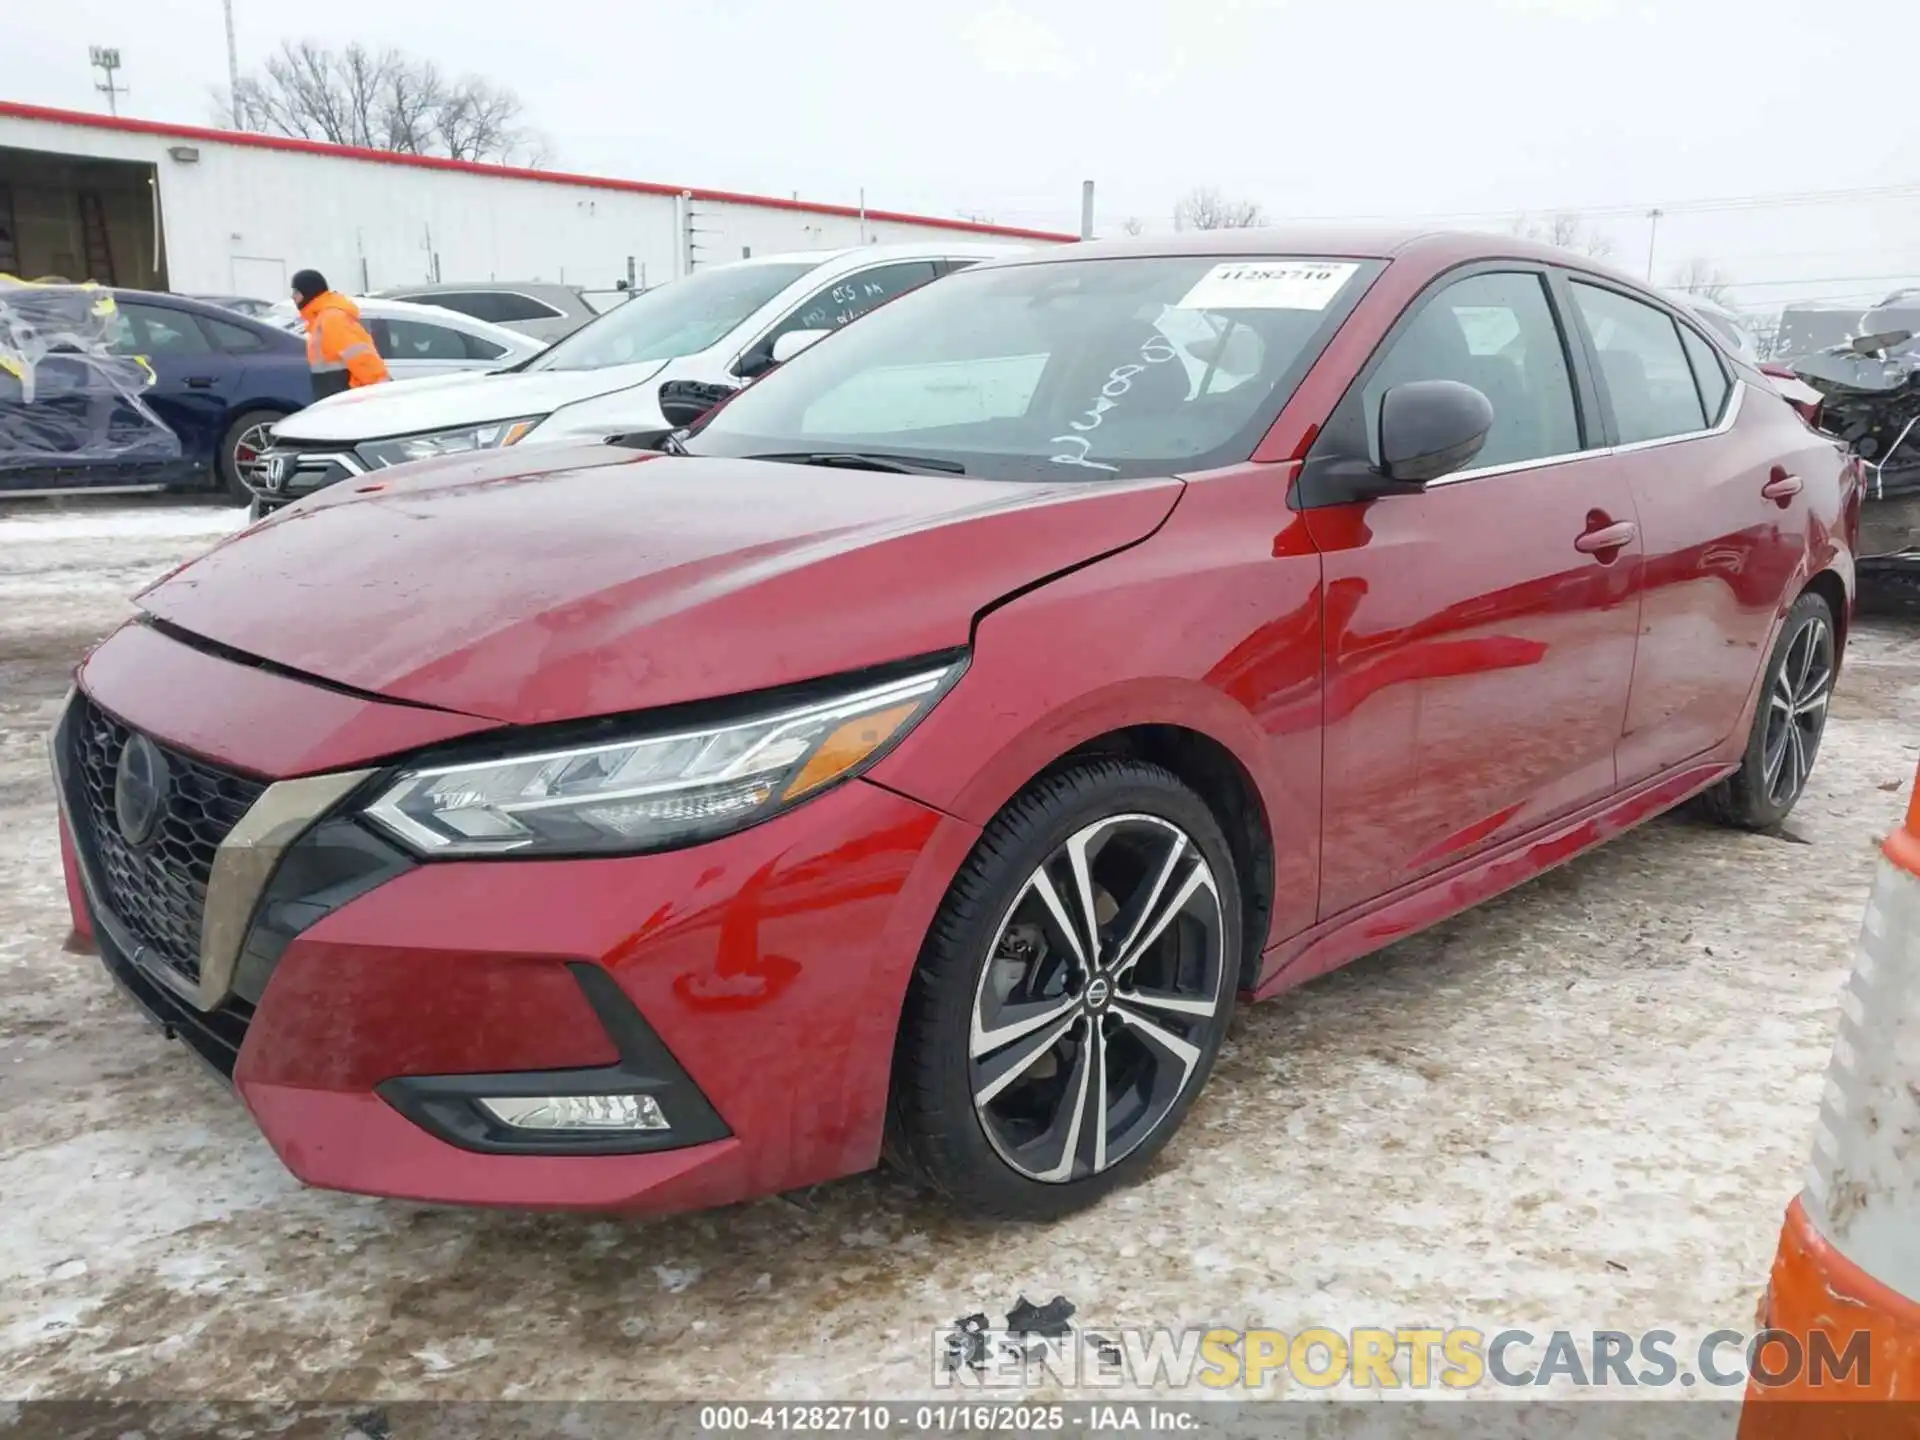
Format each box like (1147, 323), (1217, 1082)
(531, 262), (815, 372)
(685, 254), (1381, 480)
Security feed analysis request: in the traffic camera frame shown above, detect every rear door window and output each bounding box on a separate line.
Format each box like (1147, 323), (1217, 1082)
(402, 290), (564, 324)
(1570, 283), (1709, 443)
(200, 315), (268, 353)
(376, 318), (474, 361)
(1678, 324), (1732, 425)
(121, 304), (213, 356)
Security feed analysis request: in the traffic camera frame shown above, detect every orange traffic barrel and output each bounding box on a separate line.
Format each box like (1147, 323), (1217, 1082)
(1738, 761), (1920, 1436)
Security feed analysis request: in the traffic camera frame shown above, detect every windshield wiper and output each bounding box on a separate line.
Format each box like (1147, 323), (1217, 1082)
(745, 450), (966, 475)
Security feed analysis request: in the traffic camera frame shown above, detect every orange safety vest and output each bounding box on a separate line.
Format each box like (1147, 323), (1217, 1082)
(299, 290), (389, 398)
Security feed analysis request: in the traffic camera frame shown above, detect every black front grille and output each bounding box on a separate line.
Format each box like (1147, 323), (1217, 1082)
(67, 696), (267, 987)
(97, 925), (256, 1077)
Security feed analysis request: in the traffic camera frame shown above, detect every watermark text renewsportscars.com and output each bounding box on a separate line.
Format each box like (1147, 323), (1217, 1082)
(933, 1325), (1872, 1393)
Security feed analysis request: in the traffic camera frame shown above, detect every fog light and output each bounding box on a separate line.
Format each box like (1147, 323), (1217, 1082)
(477, 1094), (668, 1131)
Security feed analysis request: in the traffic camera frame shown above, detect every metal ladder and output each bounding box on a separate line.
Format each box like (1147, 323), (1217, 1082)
(0, 183), (17, 275)
(77, 190), (115, 284)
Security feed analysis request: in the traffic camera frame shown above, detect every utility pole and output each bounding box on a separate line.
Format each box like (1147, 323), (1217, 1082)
(858, 187), (868, 245)
(223, 0), (242, 127)
(88, 47), (127, 116)
(1645, 207), (1663, 282)
(1080, 180), (1095, 240)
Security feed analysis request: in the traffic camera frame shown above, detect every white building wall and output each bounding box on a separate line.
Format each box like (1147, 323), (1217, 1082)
(0, 111), (1068, 301)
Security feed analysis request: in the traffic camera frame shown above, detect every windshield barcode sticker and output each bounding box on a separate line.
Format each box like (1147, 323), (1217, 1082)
(1175, 261), (1358, 312)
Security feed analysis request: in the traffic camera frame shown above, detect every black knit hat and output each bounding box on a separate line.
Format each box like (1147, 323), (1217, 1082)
(290, 269), (328, 306)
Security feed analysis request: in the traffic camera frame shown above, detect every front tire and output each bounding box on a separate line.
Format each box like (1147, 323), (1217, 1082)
(890, 759), (1242, 1221)
(217, 409), (284, 504)
(1697, 590), (1836, 829)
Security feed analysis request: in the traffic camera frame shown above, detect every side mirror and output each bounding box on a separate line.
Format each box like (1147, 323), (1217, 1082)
(770, 328), (831, 365)
(657, 379), (739, 429)
(1377, 379), (1494, 486)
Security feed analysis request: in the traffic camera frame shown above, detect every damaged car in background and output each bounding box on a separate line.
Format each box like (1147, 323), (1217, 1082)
(0, 278), (183, 494)
(1789, 327), (1920, 593)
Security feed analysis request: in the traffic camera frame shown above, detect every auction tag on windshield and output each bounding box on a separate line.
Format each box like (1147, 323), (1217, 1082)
(1175, 261), (1359, 311)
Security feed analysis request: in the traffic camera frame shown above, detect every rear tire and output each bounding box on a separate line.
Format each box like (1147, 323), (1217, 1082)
(1696, 590), (1836, 829)
(889, 759), (1241, 1221)
(217, 409), (283, 504)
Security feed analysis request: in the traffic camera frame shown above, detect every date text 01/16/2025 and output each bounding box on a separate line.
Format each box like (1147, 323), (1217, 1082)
(698, 1403), (1200, 1432)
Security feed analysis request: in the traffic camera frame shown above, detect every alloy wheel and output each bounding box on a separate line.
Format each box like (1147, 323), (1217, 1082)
(1763, 613), (1834, 808)
(969, 813), (1225, 1184)
(232, 422), (275, 488)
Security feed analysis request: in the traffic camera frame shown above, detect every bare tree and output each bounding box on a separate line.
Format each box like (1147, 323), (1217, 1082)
(1745, 314), (1785, 361)
(1669, 256), (1737, 307)
(1172, 187), (1264, 231)
(1119, 216), (1146, 236)
(218, 41), (546, 165)
(1510, 211), (1615, 259)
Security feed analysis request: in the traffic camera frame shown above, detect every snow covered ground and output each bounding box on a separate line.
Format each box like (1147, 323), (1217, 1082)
(2, 500), (1918, 1416)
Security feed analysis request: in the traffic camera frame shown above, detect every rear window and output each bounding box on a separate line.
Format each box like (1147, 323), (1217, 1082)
(401, 290), (564, 324)
(688, 255), (1381, 481)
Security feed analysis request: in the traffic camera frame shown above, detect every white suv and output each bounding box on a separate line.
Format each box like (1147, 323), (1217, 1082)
(252, 242), (1024, 515)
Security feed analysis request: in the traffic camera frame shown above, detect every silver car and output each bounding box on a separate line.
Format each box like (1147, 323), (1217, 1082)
(372, 282), (600, 342)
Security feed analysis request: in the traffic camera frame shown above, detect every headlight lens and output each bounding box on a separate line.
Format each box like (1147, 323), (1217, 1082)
(361, 662), (959, 857)
(357, 417), (542, 470)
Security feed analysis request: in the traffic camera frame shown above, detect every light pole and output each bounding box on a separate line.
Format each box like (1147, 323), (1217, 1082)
(223, 0), (241, 127)
(1645, 207), (1663, 282)
(89, 46), (127, 116)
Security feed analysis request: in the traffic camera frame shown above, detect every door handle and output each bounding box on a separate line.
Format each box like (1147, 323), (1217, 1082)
(1574, 520), (1637, 556)
(1762, 468), (1802, 505)
(184, 376), (217, 389)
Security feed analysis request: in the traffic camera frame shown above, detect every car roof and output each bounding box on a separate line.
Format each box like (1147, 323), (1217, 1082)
(984, 225), (1652, 277)
(723, 239), (1028, 269)
(378, 280), (584, 299)
(113, 288), (280, 325)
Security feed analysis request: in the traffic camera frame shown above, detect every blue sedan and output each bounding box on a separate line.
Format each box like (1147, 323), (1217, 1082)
(1, 290), (314, 501)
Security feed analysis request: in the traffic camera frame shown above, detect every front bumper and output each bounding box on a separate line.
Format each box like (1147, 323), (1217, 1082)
(55, 621), (977, 1211)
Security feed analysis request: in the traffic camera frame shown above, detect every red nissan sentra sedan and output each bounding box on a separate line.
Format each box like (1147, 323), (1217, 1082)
(51, 228), (1856, 1220)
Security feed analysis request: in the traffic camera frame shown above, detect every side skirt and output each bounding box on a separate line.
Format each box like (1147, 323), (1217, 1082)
(1251, 759), (1734, 1001)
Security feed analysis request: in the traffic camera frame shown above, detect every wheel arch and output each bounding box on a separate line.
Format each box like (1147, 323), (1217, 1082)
(1044, 725), (1275, 993)
(879, 681), (1285, 992)
(1802, 567), (1850, 667)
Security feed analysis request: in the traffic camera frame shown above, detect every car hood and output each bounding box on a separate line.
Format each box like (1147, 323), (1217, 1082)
(135, 449), (1183, 727)
(272, 360), (670, 443)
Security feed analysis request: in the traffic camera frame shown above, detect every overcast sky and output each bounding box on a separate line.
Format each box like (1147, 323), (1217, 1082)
(5, 0), (1917, 313)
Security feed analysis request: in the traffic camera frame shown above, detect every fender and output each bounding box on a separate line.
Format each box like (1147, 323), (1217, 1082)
(869, 467), (1328, 949)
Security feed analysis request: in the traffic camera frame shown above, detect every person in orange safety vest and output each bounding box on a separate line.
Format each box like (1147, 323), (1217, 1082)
(290, 268), (389, 399)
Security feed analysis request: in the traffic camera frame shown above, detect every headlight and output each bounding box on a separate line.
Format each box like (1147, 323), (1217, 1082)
(356, 417), (543, 470)
(361, 662), (961, 857)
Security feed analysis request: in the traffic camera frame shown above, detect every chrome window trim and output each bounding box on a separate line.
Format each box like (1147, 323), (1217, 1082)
(1426, 378), (1746, 488)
